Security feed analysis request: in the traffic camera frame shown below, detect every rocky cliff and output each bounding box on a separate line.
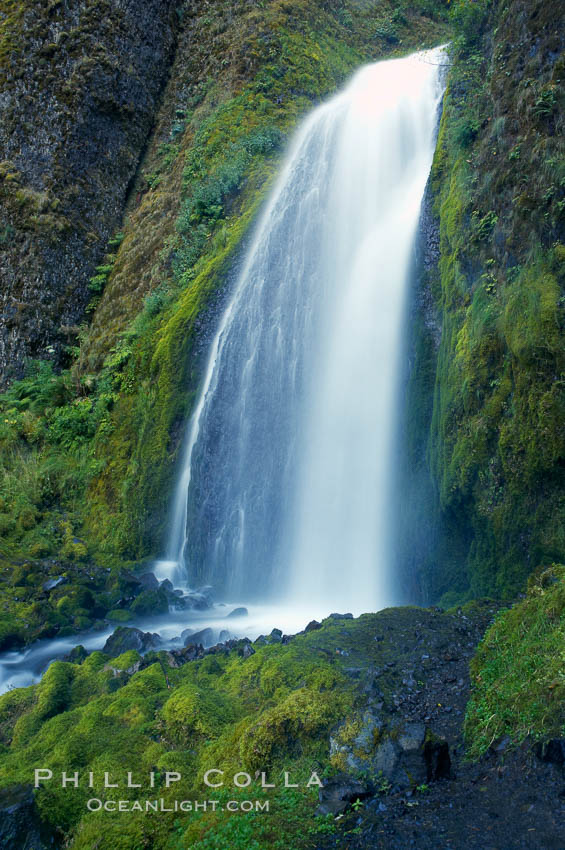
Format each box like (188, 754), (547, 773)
(0, 0), (178, 385)
(0, 0), (450, 569)
(398, 0), (565, 603)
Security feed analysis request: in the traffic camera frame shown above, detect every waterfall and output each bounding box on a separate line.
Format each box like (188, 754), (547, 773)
(159, 47), (446, 614)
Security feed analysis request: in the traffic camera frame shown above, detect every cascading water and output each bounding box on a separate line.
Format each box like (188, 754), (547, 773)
(0, 47), (446, 695)
(158, 47), (446, 614)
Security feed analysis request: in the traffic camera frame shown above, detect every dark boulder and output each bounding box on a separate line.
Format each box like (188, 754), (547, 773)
(185, 594), (210, 611)
(185, 627), (214, 647)
(66, 645), (88, 664)
(0, 784), (53, 849)
(227, 607), (248, 618)
(316, 774), (372, 816)
(173, 644), (205, 663)
(103, 627), (160, 657)
(184, 586), (214, 610)
(130, 588), (169, 616)
(138, 573), (160, 591)
(535, 738), (565, 765)
(305, 620), (322, 632)
(114, 570), (143, 596)
(196, 585), (214, 603)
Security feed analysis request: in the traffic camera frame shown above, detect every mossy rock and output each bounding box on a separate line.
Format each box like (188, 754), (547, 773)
(129, 588), (168, 616)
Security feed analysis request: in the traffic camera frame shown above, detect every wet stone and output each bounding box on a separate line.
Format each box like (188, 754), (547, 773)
(186, 627), (214, 647)
(226, 607), (248, 618)
(103, 627), (160, 657)
(0, 784), (52, 850)
(316, 774), (372, 817)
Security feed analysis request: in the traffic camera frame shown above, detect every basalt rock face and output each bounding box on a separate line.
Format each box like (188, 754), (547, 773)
(0, 0), (178, 386)
(396, 0), (565, 604)
(0, 784), (52, 849)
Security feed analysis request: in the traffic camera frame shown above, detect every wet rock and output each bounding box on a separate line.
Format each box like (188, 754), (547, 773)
(227, 607), (248, 618)
(103, 627), (160, 657)
(130, 588), (169, 615)
(42, 576), (67, 592)
(186, 627), (213, 647)
(165, 652), (183, 669)
(491, 735), (511, 754)
(331, 710), (382, 772)
(179, 644), (206, 661)
(185, 594), (209, 611)
(137, 573), (160, 591)
(535, 738), (565, 765)
(316, 774), (372, 816)
(424, 735), (451, 781)
(114, 570), (143, 597)
(197, 585), (214, 602)
(0, 0), (180, 383)
(185, 586), (214, 610)
(374, 737), (400, 778)
(305, 619), (322, 632)
(160, 579), (174, 592)
(235, 638), (254, 656)
(0, 784), (52, 849)
(393, 723), (428, 787)
(331, 714), (440, 790)
(66, 645), (88, 664)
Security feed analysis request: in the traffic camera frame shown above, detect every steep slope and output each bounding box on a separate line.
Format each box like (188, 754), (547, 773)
(398, 0), (565, 603)
(0, 0), (178, 384)
(0, 0), (450, 588)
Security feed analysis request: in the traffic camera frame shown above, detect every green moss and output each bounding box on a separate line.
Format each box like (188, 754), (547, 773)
(0, 609), (445, 848)
(0, 0), (450, 576)
(465, 564), (565, 756)
(402, 0), (565, 603)
(106, 609), (132, 623)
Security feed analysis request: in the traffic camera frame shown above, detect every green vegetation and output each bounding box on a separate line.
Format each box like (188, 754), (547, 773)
(0, 611), (423, 849)
(0, 0), (450, 636)
(0, 11), (563, 850)
(399, 0), (565, 604)
(465, 564), (565, 756)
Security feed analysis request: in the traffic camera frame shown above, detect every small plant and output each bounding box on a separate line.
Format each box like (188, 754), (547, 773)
(471, 209), (498, 241)
(416, 783), (430, 793)
(532, 86), (557, 120)
(375, 771), (392, 795)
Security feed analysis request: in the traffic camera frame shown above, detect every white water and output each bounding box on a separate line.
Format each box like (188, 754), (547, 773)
(161, 47), (446, 614)
(0, 48), (445, 694)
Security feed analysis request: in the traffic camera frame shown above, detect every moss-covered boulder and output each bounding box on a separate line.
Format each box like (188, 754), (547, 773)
(102, 626), (160, 657)
(0, 603), (499, 849)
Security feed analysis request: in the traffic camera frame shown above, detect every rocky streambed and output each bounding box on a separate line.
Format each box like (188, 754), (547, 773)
(0, 600), (563, 850)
